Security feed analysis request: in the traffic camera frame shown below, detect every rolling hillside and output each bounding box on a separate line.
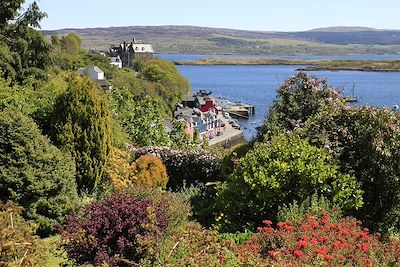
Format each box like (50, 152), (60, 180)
(43, 25), (400, 55)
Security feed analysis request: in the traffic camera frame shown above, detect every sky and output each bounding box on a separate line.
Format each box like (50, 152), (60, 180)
(24, 0), (400, 31)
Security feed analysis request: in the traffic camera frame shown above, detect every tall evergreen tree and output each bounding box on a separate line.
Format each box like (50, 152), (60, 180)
(51, 75), (112, 193)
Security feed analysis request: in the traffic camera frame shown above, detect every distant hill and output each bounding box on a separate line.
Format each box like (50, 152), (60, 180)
(308, 26), (379, 32)
(43, 25), (400, 55)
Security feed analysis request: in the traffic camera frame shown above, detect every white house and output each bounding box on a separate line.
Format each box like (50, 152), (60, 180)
(77, 65), (104, 80)
(110, 56), (122, 69)
(77, 65), (112, 91)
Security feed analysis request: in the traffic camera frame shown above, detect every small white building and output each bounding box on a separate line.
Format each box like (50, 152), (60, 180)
(77, 65), (104, 80)
(77, 65), (112, 91)
(110, 56), (122, 69)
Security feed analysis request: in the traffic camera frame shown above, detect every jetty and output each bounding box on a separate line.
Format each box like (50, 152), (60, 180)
(223, 103), (255, 119)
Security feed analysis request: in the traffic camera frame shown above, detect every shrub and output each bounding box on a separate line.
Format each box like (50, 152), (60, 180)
(277, 193), (343, 224)
(106, 148), (136, 189)
(142, 222), (240, 267)
(134, 155), (169, 189)
(298, 107), (400, 233)
(230, 212), (400, 266)
(0, 202), (46, 266)
(57, 193), (169, 267)
(124, 186), (192, 233)
(258, 72), (344, 137)
(50, 75), (112, 194)
(106, 151), (169, 189)
(130, 146), (222, 190)
(0, 109), (78, 236)
(216, 133), (363, 232)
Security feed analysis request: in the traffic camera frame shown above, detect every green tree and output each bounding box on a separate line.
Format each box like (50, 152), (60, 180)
(0, 109), (78, 236)
(112, 86), (170, 147)
(50, 75), (112, 194)
(258, 72), (344, 137)
(60, 33), (82, 55)
(0, 0), (25, 27)
(169, 120), (193, 149)
(216, 133), (363, 232)
(299, 107), (400, 233)
(0, 1), (51, 83)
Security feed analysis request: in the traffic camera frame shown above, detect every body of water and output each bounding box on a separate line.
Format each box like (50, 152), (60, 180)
(158, 54), (400, 140)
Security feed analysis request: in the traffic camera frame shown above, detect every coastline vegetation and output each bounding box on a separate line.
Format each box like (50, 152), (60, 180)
(176, 57), (400, 72)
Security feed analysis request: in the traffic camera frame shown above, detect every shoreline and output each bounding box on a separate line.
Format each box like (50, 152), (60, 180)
(175, 58), (400, 72)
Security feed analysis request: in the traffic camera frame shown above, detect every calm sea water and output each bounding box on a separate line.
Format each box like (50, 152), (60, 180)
(157, 54), (400, 140)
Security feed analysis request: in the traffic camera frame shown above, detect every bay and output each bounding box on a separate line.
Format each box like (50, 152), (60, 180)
(158, 54), (400, 140)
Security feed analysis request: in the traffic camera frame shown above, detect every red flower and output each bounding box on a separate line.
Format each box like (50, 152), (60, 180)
(294, 249), (304, 257)
(333, 241), (340, 249)
(324, 254), (334, 261)
(297, 240), (309, 248)
(263, 220), (273, 226)
(360, 243), (369, 253)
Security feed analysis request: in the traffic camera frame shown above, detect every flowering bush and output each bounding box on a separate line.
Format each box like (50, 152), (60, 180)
(228, 212), (400, 266)
(129, 146), (222, 190)
(57, 193), (169, 266)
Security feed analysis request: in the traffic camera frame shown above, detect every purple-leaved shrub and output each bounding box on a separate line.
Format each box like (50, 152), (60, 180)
(57, 193), (169, 266)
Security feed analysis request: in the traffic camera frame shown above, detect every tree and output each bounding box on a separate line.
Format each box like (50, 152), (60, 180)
(0, 109), (78, 236)
(169, 120), (194, 149)
(60, 33), (82, 55)
(50, 75), (112, 194)
(120, 96), (171, 147)
(0, 1), (51, 83)
(0, 0), (25, 28)
(299, 107), (400, 233)
(258, 72), (344, 137)
(216, 133), (363, 232)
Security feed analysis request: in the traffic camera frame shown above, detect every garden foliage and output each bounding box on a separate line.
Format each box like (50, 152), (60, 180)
(216, 133), (363, 232)
(107, 150), (169, 189)
(0, 109), (78, 236)
(57, 193), (169, 267)
(0, 202), (46, 266)
(228, 212), (400, 266)
(131, 146), (222, 190)
(50, 75), (112, 194)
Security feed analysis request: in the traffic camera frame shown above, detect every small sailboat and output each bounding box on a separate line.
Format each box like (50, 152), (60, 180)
(344, 83), (358, 103)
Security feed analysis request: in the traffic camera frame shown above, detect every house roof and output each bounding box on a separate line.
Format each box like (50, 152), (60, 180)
(129, 44), (154, 53)
(88, 65), (103, 73)
(96, 79), (111, 87)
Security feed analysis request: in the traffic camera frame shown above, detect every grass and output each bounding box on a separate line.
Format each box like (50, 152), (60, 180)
(41, 235), (66, 267)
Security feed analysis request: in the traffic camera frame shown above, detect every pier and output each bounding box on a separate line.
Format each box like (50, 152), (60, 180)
(223, 103), (255, 119)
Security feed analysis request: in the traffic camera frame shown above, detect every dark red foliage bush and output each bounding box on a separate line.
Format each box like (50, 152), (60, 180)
(57, 193), (169, 266)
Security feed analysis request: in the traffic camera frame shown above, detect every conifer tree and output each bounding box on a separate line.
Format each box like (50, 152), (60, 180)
(51, 75), (112, 193)
(0, 109), (78, 236)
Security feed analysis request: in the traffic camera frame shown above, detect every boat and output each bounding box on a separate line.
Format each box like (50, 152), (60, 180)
(344, 83), (358, 103)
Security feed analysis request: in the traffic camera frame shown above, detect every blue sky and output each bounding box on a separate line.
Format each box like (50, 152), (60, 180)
(24, 0), (400, 31)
